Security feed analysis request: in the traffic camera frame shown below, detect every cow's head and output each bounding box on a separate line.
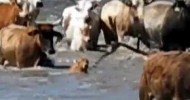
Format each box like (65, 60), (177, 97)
(30, 23), (63, 54)
(75, 0), (101, 17)
(27, 27), (51, 55)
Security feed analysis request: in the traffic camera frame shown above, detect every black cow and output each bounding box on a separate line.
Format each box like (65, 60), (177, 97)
(139, 0), (190, 51)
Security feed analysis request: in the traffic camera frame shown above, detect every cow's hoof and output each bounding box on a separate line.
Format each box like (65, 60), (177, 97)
(106, 45), (113, 53)
(87, 45), (97, 51)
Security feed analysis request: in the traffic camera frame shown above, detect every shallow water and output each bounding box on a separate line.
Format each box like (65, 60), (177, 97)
(0, 0), (147, 100)
(0, 50), (144, 100)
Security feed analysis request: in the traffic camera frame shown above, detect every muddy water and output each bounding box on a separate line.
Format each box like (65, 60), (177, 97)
(0, 0), (146, 100)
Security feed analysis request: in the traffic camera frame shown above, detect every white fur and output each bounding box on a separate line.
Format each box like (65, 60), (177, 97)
(62, 0), (101, 51)
(0, 0), (11, 4)
(67, 11), (89, 51)
(13, 0), (43, 25)
(130, 0), (145, 20)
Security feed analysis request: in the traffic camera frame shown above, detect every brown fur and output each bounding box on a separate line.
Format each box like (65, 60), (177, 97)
(0, 2), (26, 29)
(69, 57), (89, 74)
(140, 51), (190, 100)
(0, 23), (61, 68)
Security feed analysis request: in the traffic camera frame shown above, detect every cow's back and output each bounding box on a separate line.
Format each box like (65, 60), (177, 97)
(0, 25), (26, 65)
(0, 24), (41, 67)
(0, 3), (20, 29)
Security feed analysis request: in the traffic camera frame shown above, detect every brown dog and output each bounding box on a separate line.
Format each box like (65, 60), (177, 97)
(140, 51), (190, 100)
(69, 57), (89, 74)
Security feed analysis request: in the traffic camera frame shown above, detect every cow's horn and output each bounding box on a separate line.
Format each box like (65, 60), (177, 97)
(52, 18), (62, 25)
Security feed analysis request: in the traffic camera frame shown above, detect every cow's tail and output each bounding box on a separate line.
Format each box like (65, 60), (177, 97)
(142, 49), (159, 61)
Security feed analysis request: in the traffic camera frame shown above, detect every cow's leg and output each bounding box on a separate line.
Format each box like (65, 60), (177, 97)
(16, 61), (22, 70)
(102, 29), (112, 45)
(139, 75), (152, 100)
(137, 37), (140, 50)
(34, 57), (41, 69)
(0, 57), (5, 65)
(87, 13), (101, 51)
(101, 20), (113, 45)
(2, 59), (8, 70)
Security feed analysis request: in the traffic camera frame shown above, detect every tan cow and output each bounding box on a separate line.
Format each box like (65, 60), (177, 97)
(140, 51), (190, 100)
(101, 0), (142, 51)
(0, 0), (28, 29)
(0, 23), (62, 69)
(69, 57), (89, 74)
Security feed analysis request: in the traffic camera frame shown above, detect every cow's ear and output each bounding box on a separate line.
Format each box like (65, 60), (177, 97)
(28, 29), (40, 36)
(173, 0), (187, 11)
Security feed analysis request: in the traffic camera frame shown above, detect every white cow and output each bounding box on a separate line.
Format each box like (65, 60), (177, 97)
(62, 0), (101, 51)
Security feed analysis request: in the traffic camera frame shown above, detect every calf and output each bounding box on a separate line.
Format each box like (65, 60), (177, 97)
(0, 23), (62, 68)
(69, 57), (89, 74)
(140, 51), (190, 100)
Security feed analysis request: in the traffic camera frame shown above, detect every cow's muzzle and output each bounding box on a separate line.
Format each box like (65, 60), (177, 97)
(48, 49), (55, 54)
(36, 2), (43, 8)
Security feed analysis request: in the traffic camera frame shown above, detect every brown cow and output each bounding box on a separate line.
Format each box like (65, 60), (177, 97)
(140, 51), (190, 100)
(69, 57), (89, 74)
(0, 23), (63, 69)
(0, 0), (28, 29)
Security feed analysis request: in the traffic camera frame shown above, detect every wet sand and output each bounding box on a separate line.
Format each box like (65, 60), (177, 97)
(0, 0), (147, 100)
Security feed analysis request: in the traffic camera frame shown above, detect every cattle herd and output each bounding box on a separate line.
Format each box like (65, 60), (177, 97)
(1, 0), (190, 99)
